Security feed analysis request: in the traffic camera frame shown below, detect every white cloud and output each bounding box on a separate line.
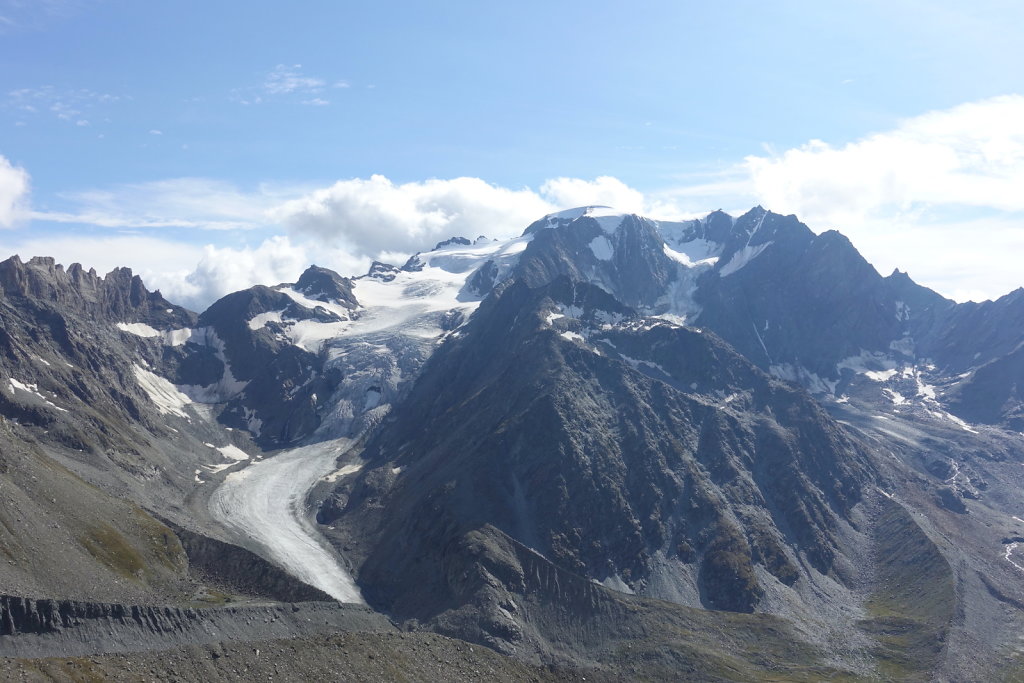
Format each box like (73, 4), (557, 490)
(745, 95), (1024, 227)
(742, 95), (1024, 300)
(160, 236), (315, 309)
(263, 64), (326, 95)
(158, 237), (372, 310)
(6, 86), (122, 124)
(272, 174), (555, 255)
(539, 176), (646, 214)
(233, 64), (348, 106)
(0, 231), (361, 311)
(0, 154), (30, 228)
(149, 129), (162, 135)
(32, 177), (290, 231)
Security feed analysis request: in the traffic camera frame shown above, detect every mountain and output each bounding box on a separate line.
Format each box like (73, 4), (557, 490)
(2, 207), (1024, 680)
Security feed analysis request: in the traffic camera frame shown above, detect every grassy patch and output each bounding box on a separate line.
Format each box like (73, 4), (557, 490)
(858, 500), (954, 680)
(80, 523), (147, 581)
(131, 507), (187, 572)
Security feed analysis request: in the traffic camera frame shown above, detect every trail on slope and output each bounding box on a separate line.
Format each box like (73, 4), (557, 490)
(208, 439), (364, 603)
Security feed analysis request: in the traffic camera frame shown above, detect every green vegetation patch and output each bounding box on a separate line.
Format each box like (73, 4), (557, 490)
(858, 500), (955, 680)
(80, 523), (148, 581)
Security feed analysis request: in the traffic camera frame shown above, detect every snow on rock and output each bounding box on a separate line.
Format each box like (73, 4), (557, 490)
(279, 289), (355, 321)
(132, 364), (191, 419)
(926, 408), (979, 434)
(589, 235), (614, 261)
(242, 407), (263, 437)
(546, 207), (592, 221)
(915, 374), (938, 400)
(883, 388), (907, 405)
(769, 363), (838, 395)
(217, 444), (250, 462)
(269, 235), (534, 355)
(718, 242), (771, 277)
(363, 388), (381, 411)
(596, 574), (635, 595)
(544, 311), (565, 326)
(7, 378), (67, 412)
(837, 351), (898, 381)
(889, 336), (916, 358)
(618, 353), (672, 380)
(116, 322), (160, 337)
(164, 328), (193, 346)
(177, 327), (248, 403)
(116, 322), (193, 346)
(248, 310), (285, 331)
(661, 239), (720, 268)
(324, 463), (363, 483)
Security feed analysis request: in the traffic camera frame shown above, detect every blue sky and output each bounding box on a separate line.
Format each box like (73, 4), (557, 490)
(2, 0), (1024, 308)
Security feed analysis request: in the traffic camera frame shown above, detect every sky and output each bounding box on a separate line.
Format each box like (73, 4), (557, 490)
(2, 0), (1024, 309)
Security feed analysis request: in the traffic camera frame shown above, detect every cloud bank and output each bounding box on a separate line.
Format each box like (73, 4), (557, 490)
(744, 95), (1024, 228)
(11, 95), (1024, 308)
(271, 175), (555, 255)
(0, 155), (29, 227)
(742, 95), (1024, 300)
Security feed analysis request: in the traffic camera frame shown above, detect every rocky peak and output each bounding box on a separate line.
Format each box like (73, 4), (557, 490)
(365, 261), (400, 282)
(0, 255), (193, 327)
(432, 236), (471, 250)
(514, 210), (680, 311)
(294, 265), (358, 309)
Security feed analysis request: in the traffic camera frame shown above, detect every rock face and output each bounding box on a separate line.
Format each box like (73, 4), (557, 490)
(0, 594), (393, 658)
(2, 205), (1024, 681)
(0, 256), (193, 327)
(328, 270), (872, 649)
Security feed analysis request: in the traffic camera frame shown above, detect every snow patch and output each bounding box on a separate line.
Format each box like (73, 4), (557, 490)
(323, 463), (363, 483)
(719, 242), (771, 277)
(177, 328), (248, 402)
(217, 444), (250, 462)
(589, 235), (614, 261)
(544, 312), (565, 326)
(117, 322), (193, 346)
(363, 388), (381, 411)
(248, 310), (285, 330)
(132, 365), (191, 419)
(662, 242), (719, 268)
(916, 377), (937, 400)
(7, 378), (67, 412)
(596, 575), (635, 595)
(1004, 542), (1024, 573)
(242, 407), (263, 437)
(883, 388), (907, 405)
(837, 351), (898, 381)
(889, 336), (915, 358)
(164, 328), (193, 346)
(116, 322), (160, 337)
(769, 363), (837, 395)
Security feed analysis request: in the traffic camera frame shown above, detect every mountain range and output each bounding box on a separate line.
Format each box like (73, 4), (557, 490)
(2, 206), (1023, 680)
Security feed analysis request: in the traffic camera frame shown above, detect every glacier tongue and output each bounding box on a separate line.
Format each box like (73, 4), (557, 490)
(209, 438), (364, 603)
